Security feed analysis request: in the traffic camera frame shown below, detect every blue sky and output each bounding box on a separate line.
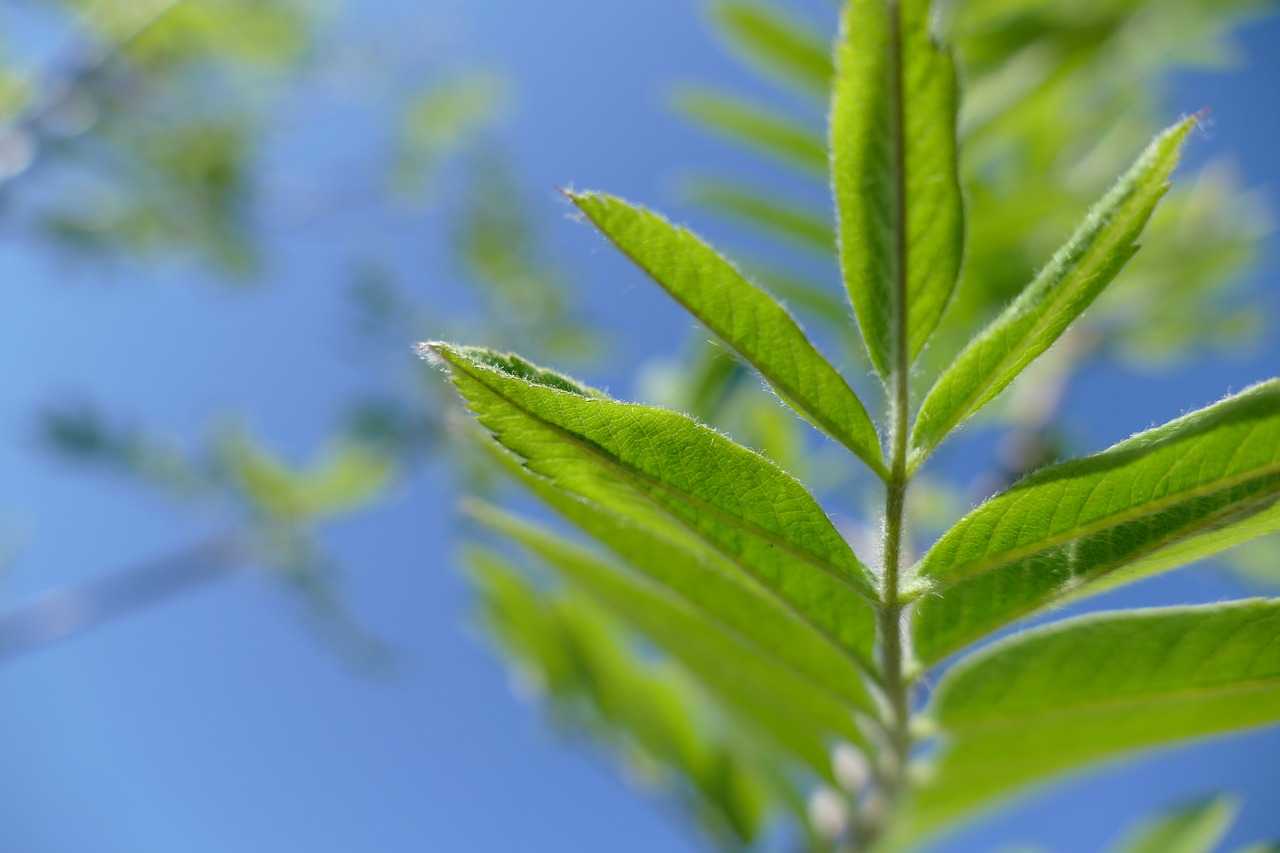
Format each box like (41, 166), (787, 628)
(1, 1), (1279, 851)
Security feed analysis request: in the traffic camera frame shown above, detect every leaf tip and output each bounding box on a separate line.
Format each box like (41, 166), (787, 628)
(414, 340), (450, 367)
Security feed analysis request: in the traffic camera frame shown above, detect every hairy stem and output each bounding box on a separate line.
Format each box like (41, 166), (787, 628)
(867, 0), (914, 844)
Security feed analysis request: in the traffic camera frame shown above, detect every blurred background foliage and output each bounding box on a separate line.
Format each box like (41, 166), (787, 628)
(461, 0), (1280, 850)
(1, 0), (1277, 851)
(2, 0), (590, 655)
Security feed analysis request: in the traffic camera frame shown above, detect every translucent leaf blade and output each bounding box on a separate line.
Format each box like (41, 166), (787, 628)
(831, 0), (963, 379)
(911, 380), (1280, 664)
(568, 191), (885, 476)
(425, 343), (879, 666)
(472, 504), (871, 778)
(496, 449), (876, 711)
(899, 601), (1280, 842)
(910, 118), (1196, 462)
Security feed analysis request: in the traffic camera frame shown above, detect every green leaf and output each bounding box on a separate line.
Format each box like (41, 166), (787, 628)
(685, 178), (833, 253)
(424, 343), (879, 666)
(709, 0), (833, 99)
(831, 0), (963, 380)
(1108, 797), (1239, 853)
(567, 190), (885, 477)
(673, 87), (827, 175)
(901, 600), (1280, 842)
(494, 448), (876, 711)
(471, 503), (871, 778)
(910, 380), (1280, 664)
(910, 118), (1197, 463)
(468, 553), (770, 844)
(218, 434), (394, 522)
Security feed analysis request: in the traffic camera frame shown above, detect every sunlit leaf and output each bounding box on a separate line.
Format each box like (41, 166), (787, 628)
(897, 600), (1280, 843)
(910, 380), (1280, 664)
(494, 449), (876, 709)
(471, 503), (871, 777)
(424, 343), (879, 666)
(911, 118), (1196, 462)
(568, 190), (884, 476)
(831, 0), (963, 380)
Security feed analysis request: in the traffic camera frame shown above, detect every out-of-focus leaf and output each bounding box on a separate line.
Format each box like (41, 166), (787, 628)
(41, 406), (205, 497)
(60, 0), (312, 70)
(910, 380), (1280, 664)
(471, 504), (870, 777)
(453, 152), (594, 359)
(1222, 530), (1280, 589)
(468, 551), (772, 845)
(424, 343), (879, 666)
(910, 119), (1195, 463)
(831, 0), (963, 381)
(709, 0), (833, 98)
(218, 433), (395, 523)
(495, 448), (876, 710)
(895, 600), (1280, 845)
(673, 87), (826, 174)
(394, 73), (508, 197)
(1107, 797), (1239, 853)
(568, 190), (884, 476)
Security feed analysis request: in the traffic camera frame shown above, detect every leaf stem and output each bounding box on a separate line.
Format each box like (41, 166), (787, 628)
(865, 0), (915, 845)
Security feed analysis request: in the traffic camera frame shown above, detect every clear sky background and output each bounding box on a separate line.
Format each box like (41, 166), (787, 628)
(2, 1), (1279, 851)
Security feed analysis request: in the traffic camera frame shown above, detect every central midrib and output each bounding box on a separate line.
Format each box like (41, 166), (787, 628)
(916, 458), (1280, 593)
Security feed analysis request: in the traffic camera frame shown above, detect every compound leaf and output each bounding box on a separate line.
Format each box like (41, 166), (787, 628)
(832, 0), (963, 380)
(911, 118), (1197, 463)
(911, 380), (1280, 664)
(568, 191), (885, 476)
(425, 343), (879, 667)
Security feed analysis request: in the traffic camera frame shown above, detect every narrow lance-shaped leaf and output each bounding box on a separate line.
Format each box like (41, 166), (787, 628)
(710, 0), (834, 99)
(894, 600), (1280, 844)
(673, 88), (828, 175)
(568, 190), (885, 477)
(832, 0), (963, 380)
(423, 343), (880, 667)
(910, 118), (1197, 463)
(1107, 797), (1239, 853)
(492, 446), (876, 711)
(909, 380), (1280, 664)
(471, 503), (870, 778)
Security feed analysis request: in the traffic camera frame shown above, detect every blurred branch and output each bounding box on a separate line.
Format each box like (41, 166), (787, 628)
(0, 532), (246, 662)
